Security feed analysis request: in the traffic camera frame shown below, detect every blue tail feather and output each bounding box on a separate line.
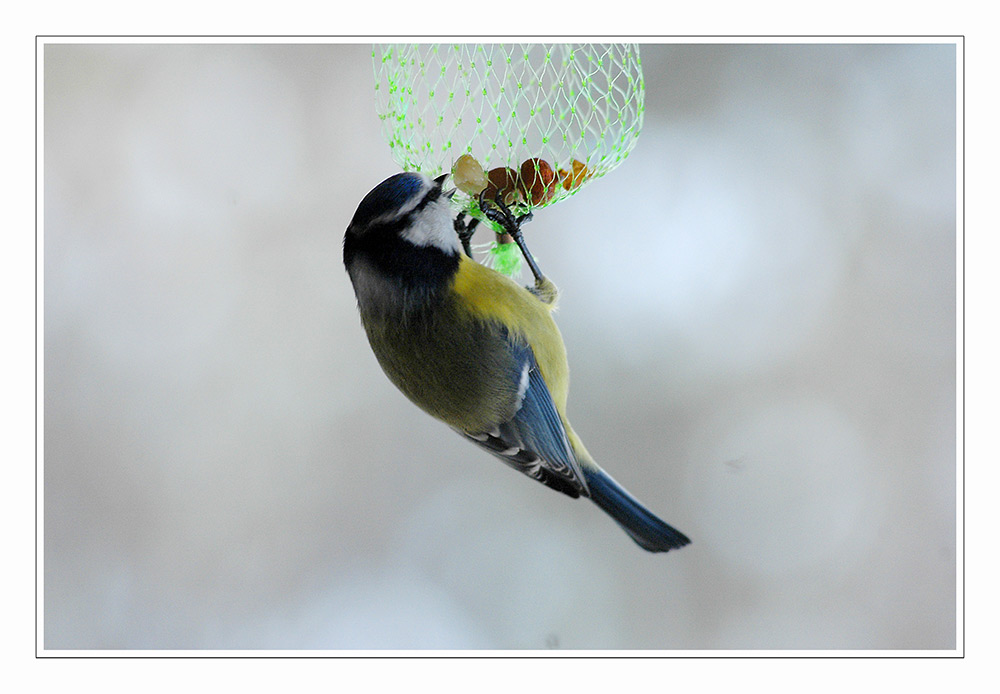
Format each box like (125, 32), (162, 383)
(583, 466), (691, 553)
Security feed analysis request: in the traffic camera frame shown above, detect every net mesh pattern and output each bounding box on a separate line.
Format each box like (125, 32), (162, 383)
(373, 43), (644, 212)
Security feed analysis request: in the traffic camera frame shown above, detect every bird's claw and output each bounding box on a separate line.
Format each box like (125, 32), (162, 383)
(453, 214), (479, 258)
(478, 190), (545, 284)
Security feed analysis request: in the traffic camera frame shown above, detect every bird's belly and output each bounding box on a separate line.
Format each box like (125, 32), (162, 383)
(365, 313), (520, 432)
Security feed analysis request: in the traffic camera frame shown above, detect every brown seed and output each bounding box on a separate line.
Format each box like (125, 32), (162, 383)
(520, 158), (557, 206)
(483, 167), (522, 206)
(559, 158), (590, 191)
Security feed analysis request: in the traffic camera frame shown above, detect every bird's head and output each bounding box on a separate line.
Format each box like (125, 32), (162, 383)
(345, 172), (457, 255)
(344, 172), (460, 308)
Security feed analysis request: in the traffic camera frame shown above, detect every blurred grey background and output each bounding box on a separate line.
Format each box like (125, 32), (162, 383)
(43, 42), (956, 650)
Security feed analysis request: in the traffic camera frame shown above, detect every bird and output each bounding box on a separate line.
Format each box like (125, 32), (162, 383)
(343, 170), (690, 553)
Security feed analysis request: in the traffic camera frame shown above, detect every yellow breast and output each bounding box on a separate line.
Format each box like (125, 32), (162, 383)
(450, 255), (571, 413)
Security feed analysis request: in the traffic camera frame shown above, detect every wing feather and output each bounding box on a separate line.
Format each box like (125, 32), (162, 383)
(456, 337), (588, 498)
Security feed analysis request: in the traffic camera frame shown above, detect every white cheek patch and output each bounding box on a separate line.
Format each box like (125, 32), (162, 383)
(400, 198), (460, 254)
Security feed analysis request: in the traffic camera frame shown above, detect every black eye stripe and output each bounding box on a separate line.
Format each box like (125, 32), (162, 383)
(349, 172), (441, 231)
(411, 185), (442, 215)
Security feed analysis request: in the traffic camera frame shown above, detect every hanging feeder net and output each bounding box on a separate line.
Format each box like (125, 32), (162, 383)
(372, 43), (644, 275)
(373, 43), (644, 211)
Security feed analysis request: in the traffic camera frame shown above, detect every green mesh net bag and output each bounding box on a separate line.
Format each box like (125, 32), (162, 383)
(372, 43), (645, 274)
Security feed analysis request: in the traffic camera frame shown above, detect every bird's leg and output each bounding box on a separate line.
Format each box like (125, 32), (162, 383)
(479, 191), (545, 284)
(453, 213), (479, 258)
(508, 222), (545, 288)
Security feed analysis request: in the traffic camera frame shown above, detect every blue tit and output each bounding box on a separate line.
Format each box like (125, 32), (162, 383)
(343, 171), (690, 553)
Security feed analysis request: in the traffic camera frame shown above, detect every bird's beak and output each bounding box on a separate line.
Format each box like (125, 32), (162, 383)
(433, 173), (455, 198)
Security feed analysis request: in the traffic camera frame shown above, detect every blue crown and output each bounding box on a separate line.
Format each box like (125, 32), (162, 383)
(351, 172), (426, 226)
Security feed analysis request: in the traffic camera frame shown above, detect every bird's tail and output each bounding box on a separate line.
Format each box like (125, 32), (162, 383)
(582, 466), (691, 553)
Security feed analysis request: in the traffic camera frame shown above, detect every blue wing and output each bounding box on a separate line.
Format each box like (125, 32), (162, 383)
(455, 338), (588, 498)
